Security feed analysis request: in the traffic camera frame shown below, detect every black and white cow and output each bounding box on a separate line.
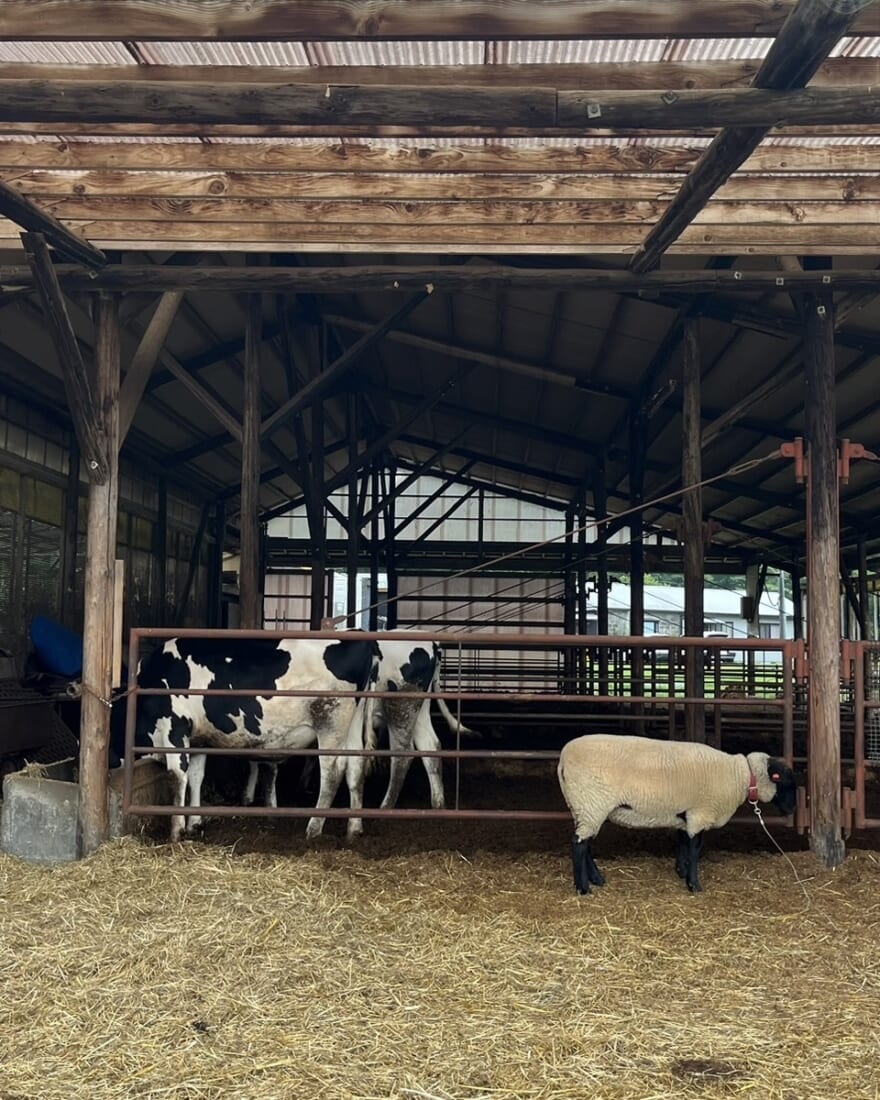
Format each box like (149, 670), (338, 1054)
(115, 635), (379, 841)
(244, 635), (475, 813)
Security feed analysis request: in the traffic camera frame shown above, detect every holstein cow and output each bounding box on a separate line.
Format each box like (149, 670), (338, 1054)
(114, 635), (379, 841)
(245, 635), (474, 813)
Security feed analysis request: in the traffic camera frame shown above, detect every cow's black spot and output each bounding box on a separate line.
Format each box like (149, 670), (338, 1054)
(387, 681), (398, 692)
(399, 646), (436, 691)
(175, 638), (292, 737)
(322, 639), (379, 689)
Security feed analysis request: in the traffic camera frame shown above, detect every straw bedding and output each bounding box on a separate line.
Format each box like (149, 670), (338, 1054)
(0, 821), (879, 1100)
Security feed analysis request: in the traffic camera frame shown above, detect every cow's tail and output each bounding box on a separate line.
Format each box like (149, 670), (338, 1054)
(360, 652), (380, 775)
(432, 662), (480, 739)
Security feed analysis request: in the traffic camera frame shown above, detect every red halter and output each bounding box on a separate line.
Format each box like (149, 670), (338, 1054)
(747, 771), (759, 805)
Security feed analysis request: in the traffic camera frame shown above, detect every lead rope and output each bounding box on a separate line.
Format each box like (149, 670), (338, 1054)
(750, 800), (812, 907)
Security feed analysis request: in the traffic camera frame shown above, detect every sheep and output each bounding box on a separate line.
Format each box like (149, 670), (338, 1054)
(556, 734), (797, 894)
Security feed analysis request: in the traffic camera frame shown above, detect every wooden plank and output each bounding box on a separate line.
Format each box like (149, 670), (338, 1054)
(112, 558), (124, 689)
(805, 286), (845, 870)
(0, 58), (875, 90)
(0, 80), (876, 132)
(0, 1), (875, 40)
(3, 261), (880, 294)
(22, 231), (108, 481)
(631, 0), (867, 272)
(682, 317), (705, 744)
(13, 170), (880, 202)
(79, 291), (119, 857)
(0, 172), (106, 266)
(3, 218), (878, 248)
(23, 195), (880, 226)
(1, 120), (875, 139)
(240, 294), (262, 630)
(0, 140), (874, 175)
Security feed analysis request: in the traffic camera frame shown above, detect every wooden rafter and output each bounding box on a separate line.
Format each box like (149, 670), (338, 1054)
(0, 1), (874, 40)
(631, 0), (871, 272)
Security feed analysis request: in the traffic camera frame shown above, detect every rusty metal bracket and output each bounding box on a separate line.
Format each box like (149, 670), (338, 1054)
(780, 437), (807, 483)
(838, 438), (879, 484)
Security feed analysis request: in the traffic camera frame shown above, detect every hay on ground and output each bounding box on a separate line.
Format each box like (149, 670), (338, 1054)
(0, 820), (878, 1100)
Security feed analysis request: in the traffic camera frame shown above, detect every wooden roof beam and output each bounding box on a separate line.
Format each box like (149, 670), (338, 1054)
(0, 58), (876, 92)
(3, 263), (880, 295)
(0, 79), (876, 132)
(0, 1), (875, 40)
(630, 0), (873, 273)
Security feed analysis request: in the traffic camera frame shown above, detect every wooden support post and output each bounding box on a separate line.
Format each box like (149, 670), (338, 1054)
(173, 500), (210, 626)
(595, 462), (610, 696)
(308, 387), (327, 632)
(682, 318), (706, 742)
(346, 393), (360, 629)
(369, 463), (381, 632)
(563, 505), (577, 694)
(577, 495), (588, 695)
(208, 498), (225, 628)
(59, 435), (80, 629)
(805, 286), (845, 870)
(239, 294), (262, 629)
(383, 462), (399, 630)
(8, 185), (106, 268)
(79, 292), (119, 857)
(152, 477), (167, 624)
(629, 412), (646, 732)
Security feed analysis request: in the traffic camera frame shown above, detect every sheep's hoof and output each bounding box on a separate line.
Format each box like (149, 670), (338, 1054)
(576, 885), (591, 896)
(687, 880), (703, 894)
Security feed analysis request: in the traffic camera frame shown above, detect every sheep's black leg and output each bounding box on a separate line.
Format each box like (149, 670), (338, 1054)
(675, 829), (689, 879)
(572, 835), (604, 894)
(685, 831), (705, 893)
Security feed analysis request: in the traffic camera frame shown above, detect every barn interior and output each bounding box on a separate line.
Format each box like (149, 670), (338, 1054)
(0, 1), (878, 862)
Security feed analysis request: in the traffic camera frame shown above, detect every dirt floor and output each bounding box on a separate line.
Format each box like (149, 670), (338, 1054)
(1, 810), (879, 1100)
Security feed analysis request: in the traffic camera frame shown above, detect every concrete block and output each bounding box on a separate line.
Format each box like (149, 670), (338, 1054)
(1, 762), (122, 864)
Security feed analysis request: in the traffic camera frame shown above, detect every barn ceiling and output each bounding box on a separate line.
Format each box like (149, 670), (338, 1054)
(0, 1), (878, 564)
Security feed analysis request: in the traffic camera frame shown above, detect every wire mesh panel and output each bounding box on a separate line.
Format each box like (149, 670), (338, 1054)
(867, 650), (880, 763)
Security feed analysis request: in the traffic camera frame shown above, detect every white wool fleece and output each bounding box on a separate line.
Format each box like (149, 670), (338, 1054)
(557, 734), (777, 840)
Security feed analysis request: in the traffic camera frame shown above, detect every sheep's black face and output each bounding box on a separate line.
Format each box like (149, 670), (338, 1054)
(768, 758), (797, 816)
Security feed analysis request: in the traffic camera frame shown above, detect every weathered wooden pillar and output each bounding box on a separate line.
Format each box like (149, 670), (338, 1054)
(594, 462), (609, 695)
(346, 393), (359, 628)
(629, 411), (646, 729)
(208, 499), (226, 628)
(309, 392), (326, 631)
(239, 295), (262, 629)
(563, 504), (577, 692)
(60, 435), (80, 629)
(805, 288), (845, 870)
(384, 462), (399, 629)
(369, 462), (381, 631)
(151, 477), (167, 624)
(79, 293), (120, 856)
(682, 318), (706, 742)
